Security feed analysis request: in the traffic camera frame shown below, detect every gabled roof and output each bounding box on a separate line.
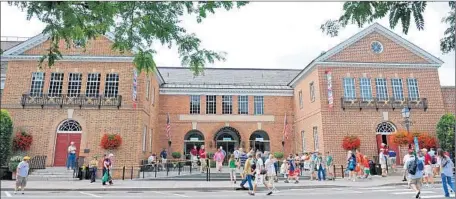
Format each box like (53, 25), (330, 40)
(158, 67), (300, 87)
(288, 23), (444, 87)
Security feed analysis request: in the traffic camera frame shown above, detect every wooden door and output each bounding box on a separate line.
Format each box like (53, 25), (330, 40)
(376, 134), (383, 154)
(386, 135), (401, 165)
(54, 133), (82, 166)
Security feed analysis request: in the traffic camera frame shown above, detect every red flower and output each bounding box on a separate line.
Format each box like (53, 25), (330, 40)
(406, 132), (437, 149)
(390, 130), (409, 146)
(100, 133), (122, 150)
(342, 136), (361, 150)
(13, 131), (33, 151)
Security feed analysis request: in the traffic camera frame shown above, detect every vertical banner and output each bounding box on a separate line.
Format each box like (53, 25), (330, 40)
(325, 69), (333, 109)
(414, 137), (419, 154)
(132, 69), (138, 108)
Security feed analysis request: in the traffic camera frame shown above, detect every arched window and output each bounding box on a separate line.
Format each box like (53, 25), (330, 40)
(184, 130), (205, 141)
(58, 120), (82, 132)
(376, 122), (396, 134)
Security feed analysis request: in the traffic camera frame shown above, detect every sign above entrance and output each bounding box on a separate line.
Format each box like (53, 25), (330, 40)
(255, 138), (264, 142)
(190, 138), (199, 141)
(223, 137), (232, 141)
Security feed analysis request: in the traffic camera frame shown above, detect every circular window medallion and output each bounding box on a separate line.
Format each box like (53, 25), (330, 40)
(371, 41), (383, 54)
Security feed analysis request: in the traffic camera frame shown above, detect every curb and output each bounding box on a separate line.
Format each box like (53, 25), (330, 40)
(0, 185), (346, 192)
(381, 181), (443, 187)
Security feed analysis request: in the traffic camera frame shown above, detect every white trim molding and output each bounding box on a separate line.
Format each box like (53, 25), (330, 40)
(1, 55), (134, 62)
(160, 87), (294, 96)
(179, 114), (275, 122)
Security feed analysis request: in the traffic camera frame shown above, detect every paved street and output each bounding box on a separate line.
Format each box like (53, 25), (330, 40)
(1, 185), (454, 199)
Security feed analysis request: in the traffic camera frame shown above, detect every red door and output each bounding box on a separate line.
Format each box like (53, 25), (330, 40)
(376, 134), (383, 154)
(386, 135), (401, 165)
(54, 133), (81, 166)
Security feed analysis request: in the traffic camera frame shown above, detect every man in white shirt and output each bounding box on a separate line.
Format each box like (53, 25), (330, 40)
(265, 154), (276, 189)
(402, 149), (412, 185)
(250, 153), (273, 196)
(67, 142), (77, 170)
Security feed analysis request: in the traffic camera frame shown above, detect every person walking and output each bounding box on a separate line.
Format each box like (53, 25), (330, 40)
(403, 149), (413, 183)
(356, 149), (364, 177)
(67, 141), (77, 170)
(347, 151), (357, 181)
(422, 149), (434, 187)
(437, 148), (455, 197)
(102, 154), (114, 186)
(325, 151), (334, 180)
(239, 154), (254, 192)
(190, 145), (198, 168)
(250, 153), (273, 196)
(310, 152), (317, 180)
(265, 154), (276, 194)
(405, 151), (424, 199)
(14, 156), (30, 195)
(160, 148), (168, 171)
(317, 152), (326, 181)
(199, 145), (207, 173)
(214, 148), (225, 172)
(379, 148), (387, 177)
(89, 156), (98, 183)
(229, 154), (237, 184)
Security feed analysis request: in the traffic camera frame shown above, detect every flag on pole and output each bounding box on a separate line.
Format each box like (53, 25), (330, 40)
(283, 113), (290, 140)
(166, 113), (171, 140)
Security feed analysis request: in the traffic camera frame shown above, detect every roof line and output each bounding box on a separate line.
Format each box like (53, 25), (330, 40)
(157, 66), (302, 71)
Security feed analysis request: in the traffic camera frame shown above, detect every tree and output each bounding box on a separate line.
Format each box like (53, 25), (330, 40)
(436, 113), (455, 157)
(321, 1), (455, 54)
(9, 1), (248, 75)
(0, 109), (14, 166)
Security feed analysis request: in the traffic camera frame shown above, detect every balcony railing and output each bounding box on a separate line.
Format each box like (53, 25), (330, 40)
(340, 97), (428, 111)
(21, 93), (122, 109)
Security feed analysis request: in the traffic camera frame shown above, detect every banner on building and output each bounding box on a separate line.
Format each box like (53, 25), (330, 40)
(325, 69), (333, 109)
(132, 69), (138, 108)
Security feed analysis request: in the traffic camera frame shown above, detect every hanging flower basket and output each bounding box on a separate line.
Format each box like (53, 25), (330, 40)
(13, 131), (33, 151)
(390, 130), (409, 146)
(100, 133), (122, 150)
(406, 132), (437, 149)
(342, 135), (361, 151)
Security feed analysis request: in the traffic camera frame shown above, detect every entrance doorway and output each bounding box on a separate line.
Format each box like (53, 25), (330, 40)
(249, 130), (270, 153)
(183, 130), (205, 160)
(214, 127), (241, 164)
(54, 120), (82, 166)
(375, 122), (401, 165)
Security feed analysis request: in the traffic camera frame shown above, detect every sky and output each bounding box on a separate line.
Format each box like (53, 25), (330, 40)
(1, 2), (454, 86)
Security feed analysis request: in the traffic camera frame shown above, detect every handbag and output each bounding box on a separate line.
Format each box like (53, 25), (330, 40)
(101, 171), (109, 183)
(260, 169), (267, 175)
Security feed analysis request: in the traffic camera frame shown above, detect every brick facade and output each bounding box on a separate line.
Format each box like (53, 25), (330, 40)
(1, 23), (454, 170)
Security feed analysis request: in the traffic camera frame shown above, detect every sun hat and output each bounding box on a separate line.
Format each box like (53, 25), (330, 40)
(23, 156), (31, 160)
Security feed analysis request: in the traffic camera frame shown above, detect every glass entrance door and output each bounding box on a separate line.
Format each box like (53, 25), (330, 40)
(184, 141), (204, 160)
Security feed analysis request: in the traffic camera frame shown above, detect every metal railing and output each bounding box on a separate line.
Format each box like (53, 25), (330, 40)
(341, 97), (428, 111)
(21, 93), (122, 109)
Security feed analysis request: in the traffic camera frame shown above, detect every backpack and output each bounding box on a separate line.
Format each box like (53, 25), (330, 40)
(431, 156), (437, 164)
(250, 159), (257, 171)
(417, 159), (424, 171)
(407, 158), (418, 175)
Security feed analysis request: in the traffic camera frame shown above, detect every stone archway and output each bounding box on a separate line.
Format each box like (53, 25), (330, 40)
(375, 121), (400, 165)
(214, 127), (241, 155)
(54, 119), (82, 166)
(249, 130), (270, 153)
(183, 130), (205, 159)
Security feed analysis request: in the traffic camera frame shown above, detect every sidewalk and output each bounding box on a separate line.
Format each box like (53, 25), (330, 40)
(0, 176), (442, 192)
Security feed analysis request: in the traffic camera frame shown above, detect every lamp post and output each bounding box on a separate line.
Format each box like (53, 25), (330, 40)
(401, 107), (414, 150)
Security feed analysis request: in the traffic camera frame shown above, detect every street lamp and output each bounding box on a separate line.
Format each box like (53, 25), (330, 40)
(401, 107), (413, 149)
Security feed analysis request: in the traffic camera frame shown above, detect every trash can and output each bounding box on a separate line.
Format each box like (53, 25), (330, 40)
(369, 161), (377, 175)
(375, 164), (382, 176)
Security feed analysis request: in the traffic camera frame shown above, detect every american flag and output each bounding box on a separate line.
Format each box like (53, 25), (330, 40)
(166, 113), (171, 140)
(283, 113), (290, 140)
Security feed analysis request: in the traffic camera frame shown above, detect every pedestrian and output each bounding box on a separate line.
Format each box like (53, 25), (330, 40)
(347, 151), (357, 181)
(286, 157), (299, 183)
(310, 152), (317, 180)
(280, 159), (288, 181)
(229, 154), (237, 184)
(362, 155), (371, 179)
(239, 154), (254, 192)
(214, 148), (225, 172)
(234, 147), (241, 162)
(388, 149), (397, 173)
(239, 149), (247, 179)
(437, 148), (455, 197)
(160, 148), (168, 171)
(67, 141), (77, 170)
(379, 148), (387, 177)
(250, 153), (273, 196)
(317, 152), (326, 181)
(356, 149), (364, 177)
(422, 148), (434, 187)
(199, 145), (207, 173)
(325, 151), (334, 180)
(89, 155), (98, 183)
(405, 151), (424, 199)
(14, 156), (30, 195)
(265, 154), (276, 194)
(102, 153), (113, 186)
(403, 149), (413, 183)
(190, 145), (198, 168)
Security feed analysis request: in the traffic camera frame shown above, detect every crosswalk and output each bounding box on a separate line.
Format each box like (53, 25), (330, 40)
(352, 185), (455, 198)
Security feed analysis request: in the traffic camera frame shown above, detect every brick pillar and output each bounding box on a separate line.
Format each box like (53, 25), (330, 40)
(232, 95), (238, 115)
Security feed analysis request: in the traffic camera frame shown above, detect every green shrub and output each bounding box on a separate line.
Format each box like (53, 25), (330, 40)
(207, 152), (214, 159)
(209, 160), (216, 168)
(8, 156), (22, 172)
(171, 152), (181, 159)
(273, 152), (284, 159)
(0, 110), (13, 166)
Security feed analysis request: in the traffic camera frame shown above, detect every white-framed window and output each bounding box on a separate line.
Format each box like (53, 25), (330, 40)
(151, 87), (155, 105)
(313, 127), (318, 151)
(391, 78), (404, 100)
(68, 73), (82, 97)
(254, 96), (264, 115)
(359, 77), (372, 101)
(206, 95), (216, 114)
(48, 72), (64, 97)
(149, 129), (153, 152)
(146, 76), (150, 101)
(1, 78), (5, 94)
(86, 73), (101, 97)
(142, 126), (147, 152)
(190, 95), (201, 114)
(375, 78), (388, 101)
(298, 90), (303, 109)
(104, 73), (119, 97)
(407, 78), (420, 101)
(343, 77), (356, 100)
(238, 95), (248, 114)
(30, 72), (45, 96)
(310, 82), (315, 102)
(222, 95), (233, 114)
(301, 130), (305, 153)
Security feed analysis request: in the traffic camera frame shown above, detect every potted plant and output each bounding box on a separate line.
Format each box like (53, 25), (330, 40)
(100, 133), (122, 150)
(171, 152), (181, 159)
(342, 135), (361, 151)
(273, 152), (284, 160)
(12, 131), (33, 152)
(8, 156), (22, 180)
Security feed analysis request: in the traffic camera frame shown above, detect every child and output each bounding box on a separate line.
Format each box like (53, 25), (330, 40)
(280, 159), (288, 181)
(229, 154), (237, 184)
(363, 155), (371, 179)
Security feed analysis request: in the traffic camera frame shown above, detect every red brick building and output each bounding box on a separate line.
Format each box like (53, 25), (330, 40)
(1, 23), (454, 168)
